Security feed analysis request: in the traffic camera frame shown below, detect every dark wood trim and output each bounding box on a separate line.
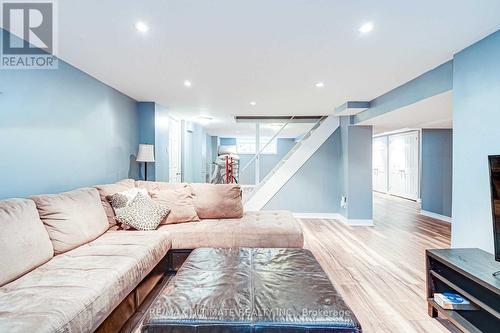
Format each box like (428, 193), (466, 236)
(121, 274), (175, 333)
(167, 249), (193, 273)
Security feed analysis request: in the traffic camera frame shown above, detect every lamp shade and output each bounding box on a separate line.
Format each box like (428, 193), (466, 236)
(137, 144), (155, 162)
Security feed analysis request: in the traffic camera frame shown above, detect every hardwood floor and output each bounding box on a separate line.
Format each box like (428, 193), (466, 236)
(299, 192), (452, 333)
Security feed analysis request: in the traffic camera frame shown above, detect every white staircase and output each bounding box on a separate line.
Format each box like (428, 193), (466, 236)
(244, 115), (340, 211)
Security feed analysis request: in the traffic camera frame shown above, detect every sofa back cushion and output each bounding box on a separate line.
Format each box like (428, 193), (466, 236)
(0, 199), (54, 287)
(31, 188), (109, 255)
(150, 188), (200, 224)
(95, 179), (135, 226)
(190, 183), (243, 219)
(135, 180), (188, 192)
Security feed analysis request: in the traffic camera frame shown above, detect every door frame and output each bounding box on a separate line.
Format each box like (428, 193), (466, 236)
(372, 136), (389, 193)
(168, 116), (182, 183)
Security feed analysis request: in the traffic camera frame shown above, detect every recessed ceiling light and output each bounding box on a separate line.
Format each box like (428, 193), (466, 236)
(359, 22), (374, 34)
(135, 21), (149, 33)
(184, 80), (192, 87)
(197, 116), (213, 121)
(250, 101), (257, 106)
(315, 82), (325, 88)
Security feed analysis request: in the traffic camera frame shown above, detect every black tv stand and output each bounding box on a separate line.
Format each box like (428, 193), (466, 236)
(426, 248), (500, 332)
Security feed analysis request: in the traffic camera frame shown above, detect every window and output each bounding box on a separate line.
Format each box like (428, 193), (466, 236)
(236, 137), (277, 155)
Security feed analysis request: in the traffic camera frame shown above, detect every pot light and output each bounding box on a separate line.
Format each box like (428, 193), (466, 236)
(315, 82), (325, 88)
(184, 80), (192, 87)
(250, 101), (257, 106)
(359, 22), (374, 34)
(135, 21), (149, 33)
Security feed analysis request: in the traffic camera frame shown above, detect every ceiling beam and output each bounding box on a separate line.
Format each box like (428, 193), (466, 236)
(234, 116), (323, 123)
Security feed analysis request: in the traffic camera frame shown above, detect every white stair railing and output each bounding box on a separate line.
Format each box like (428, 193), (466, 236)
(239, 117), (295, 175)
(247, 116), (324, 195)
(244, 115), (339, 210)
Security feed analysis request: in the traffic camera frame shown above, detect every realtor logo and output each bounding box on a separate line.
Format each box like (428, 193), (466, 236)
(1, 0), (57, 69)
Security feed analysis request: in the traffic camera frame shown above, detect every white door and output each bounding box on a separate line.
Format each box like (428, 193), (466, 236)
(388, 131), (419, 200)
(168, 117), (182, 183)
(373, 136), (388, 193)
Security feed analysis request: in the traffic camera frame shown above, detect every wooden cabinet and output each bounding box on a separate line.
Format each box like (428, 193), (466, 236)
(426, 248), (500, 332)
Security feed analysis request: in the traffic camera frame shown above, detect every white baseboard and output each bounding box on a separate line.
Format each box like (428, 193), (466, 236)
(335, 214), (374, 226)
(294, 213), (373, 226)
(293, 213), (338, 219)
(345, 218), (374, 226)
(420, 210), (452, 223)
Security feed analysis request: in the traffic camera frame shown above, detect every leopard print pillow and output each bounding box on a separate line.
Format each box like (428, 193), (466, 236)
(115, 193), (170, 231)
(107, 188), (149, 213)
(108, 193), (129, 209)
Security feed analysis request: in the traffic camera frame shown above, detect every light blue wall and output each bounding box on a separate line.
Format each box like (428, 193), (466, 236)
(346, 125), (373, 219)
(353, 61), (453, 124)
(137, 110), (209, 183)
(452, 30), (500, 253)
(220, 137), (236, 145)
(220, 138), (295, 185)
(264, 130), (342, 213)
(0, 32), (139, 199)
(137, 103), (172, 182)
(338, 117), (350, 217)
(154, 104), (170, 182)
(264, 119), (373, 219)
(181, 121), (206, 183)
(137, 102), (155, 180)
(421, 129), (453, 217)
(337, 117), (373, 219)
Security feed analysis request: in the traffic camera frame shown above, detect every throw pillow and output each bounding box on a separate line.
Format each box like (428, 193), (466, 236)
(190, 183), (243, 219)
(31, 188), (109, 254)
(150, 188), (200, 224)
(115, 193), (170, 231)
(107, 187), (149, 216)
(94, 179), (135, 227)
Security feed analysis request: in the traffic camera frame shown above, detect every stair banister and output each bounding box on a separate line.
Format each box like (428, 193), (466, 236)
(240, 116), (295, 174)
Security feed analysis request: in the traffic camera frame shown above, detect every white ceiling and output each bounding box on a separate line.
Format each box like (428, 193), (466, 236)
(360, 91), (453, 134)
(12, 1), (500, 135)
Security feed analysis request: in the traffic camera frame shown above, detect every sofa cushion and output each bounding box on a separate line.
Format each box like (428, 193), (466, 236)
(0, 199), (54, 287)
(150, 188), (200, 224)
(0, 231), (171, 333)
(115, 193), (170, 231)
(157, 210), (303, 249)
(135, 180), (188, 192)
(190, 183), (243, 219)
(31, 188), (109, 255)
(95, 179), (136, 226)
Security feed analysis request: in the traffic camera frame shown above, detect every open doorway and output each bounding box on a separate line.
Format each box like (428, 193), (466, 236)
(359, 91), (453, 223)
(373, 130), (419, 200)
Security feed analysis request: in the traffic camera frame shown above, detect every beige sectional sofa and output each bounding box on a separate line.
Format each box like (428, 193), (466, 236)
(157, 211), (303, 249)
(0, 180), (303, 333)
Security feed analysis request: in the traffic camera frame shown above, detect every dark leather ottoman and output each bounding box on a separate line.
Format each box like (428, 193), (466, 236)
(143, 248), (362, 332)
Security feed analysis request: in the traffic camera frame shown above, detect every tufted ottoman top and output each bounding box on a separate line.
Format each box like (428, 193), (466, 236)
(142, 248), (362, 332)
